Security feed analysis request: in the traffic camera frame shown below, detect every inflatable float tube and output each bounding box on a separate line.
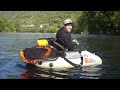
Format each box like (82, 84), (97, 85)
(34, 50), (102, 69)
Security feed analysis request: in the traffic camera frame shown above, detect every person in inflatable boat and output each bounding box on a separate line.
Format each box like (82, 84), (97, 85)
(55, 19), (79, 51)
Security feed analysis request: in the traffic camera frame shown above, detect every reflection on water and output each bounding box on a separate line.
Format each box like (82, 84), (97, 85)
(21, 64), (71, 79)
(80, 66), (102, 79)
(0, 33), (120, 79)
(21, 64), (102, 79)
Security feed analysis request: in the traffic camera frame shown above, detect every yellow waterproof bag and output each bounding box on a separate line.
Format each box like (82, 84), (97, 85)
(37, 39), (48, 46)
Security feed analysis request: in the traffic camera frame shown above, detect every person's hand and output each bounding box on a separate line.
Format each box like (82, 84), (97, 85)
(72, 39), (79, 45)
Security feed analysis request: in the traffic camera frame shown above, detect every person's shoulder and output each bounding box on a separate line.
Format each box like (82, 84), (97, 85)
(58, 27), (64, 31)
(57, 27), (64, 33)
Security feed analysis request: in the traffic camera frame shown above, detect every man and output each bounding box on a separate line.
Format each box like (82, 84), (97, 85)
(55, 19), (79, 51)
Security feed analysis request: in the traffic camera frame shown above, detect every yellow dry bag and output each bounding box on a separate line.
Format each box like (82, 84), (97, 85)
(37, 39), (48, 46)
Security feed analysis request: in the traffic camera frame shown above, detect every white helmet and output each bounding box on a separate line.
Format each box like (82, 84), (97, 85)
(63, 19), (72, 25)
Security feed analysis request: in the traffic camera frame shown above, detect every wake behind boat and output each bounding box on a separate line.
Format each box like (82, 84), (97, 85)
(20, 38), (102, 69)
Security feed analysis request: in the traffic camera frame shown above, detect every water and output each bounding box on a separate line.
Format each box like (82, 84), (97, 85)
(0, 32), (120, 79)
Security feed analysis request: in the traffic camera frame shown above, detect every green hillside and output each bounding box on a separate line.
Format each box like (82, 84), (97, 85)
(0, 11), (82, 33)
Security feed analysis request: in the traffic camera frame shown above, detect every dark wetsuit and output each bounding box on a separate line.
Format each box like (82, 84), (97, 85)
(56, 27), (77, 51)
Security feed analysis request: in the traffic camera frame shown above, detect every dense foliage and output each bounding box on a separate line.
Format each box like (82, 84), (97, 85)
(0, 11), (82, 33)
(78, 11), (120, 35)
(0, 11), (120, 35)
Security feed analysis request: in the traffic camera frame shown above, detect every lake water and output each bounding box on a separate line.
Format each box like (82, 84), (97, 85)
(0, 32), (120, 79)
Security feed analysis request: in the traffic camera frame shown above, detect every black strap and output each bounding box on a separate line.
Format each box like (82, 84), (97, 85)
(52, 41), (65, 51)
(59, 51), (81, 67)
(63, 57), (81, 67)
(49, 38), (81, 67)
